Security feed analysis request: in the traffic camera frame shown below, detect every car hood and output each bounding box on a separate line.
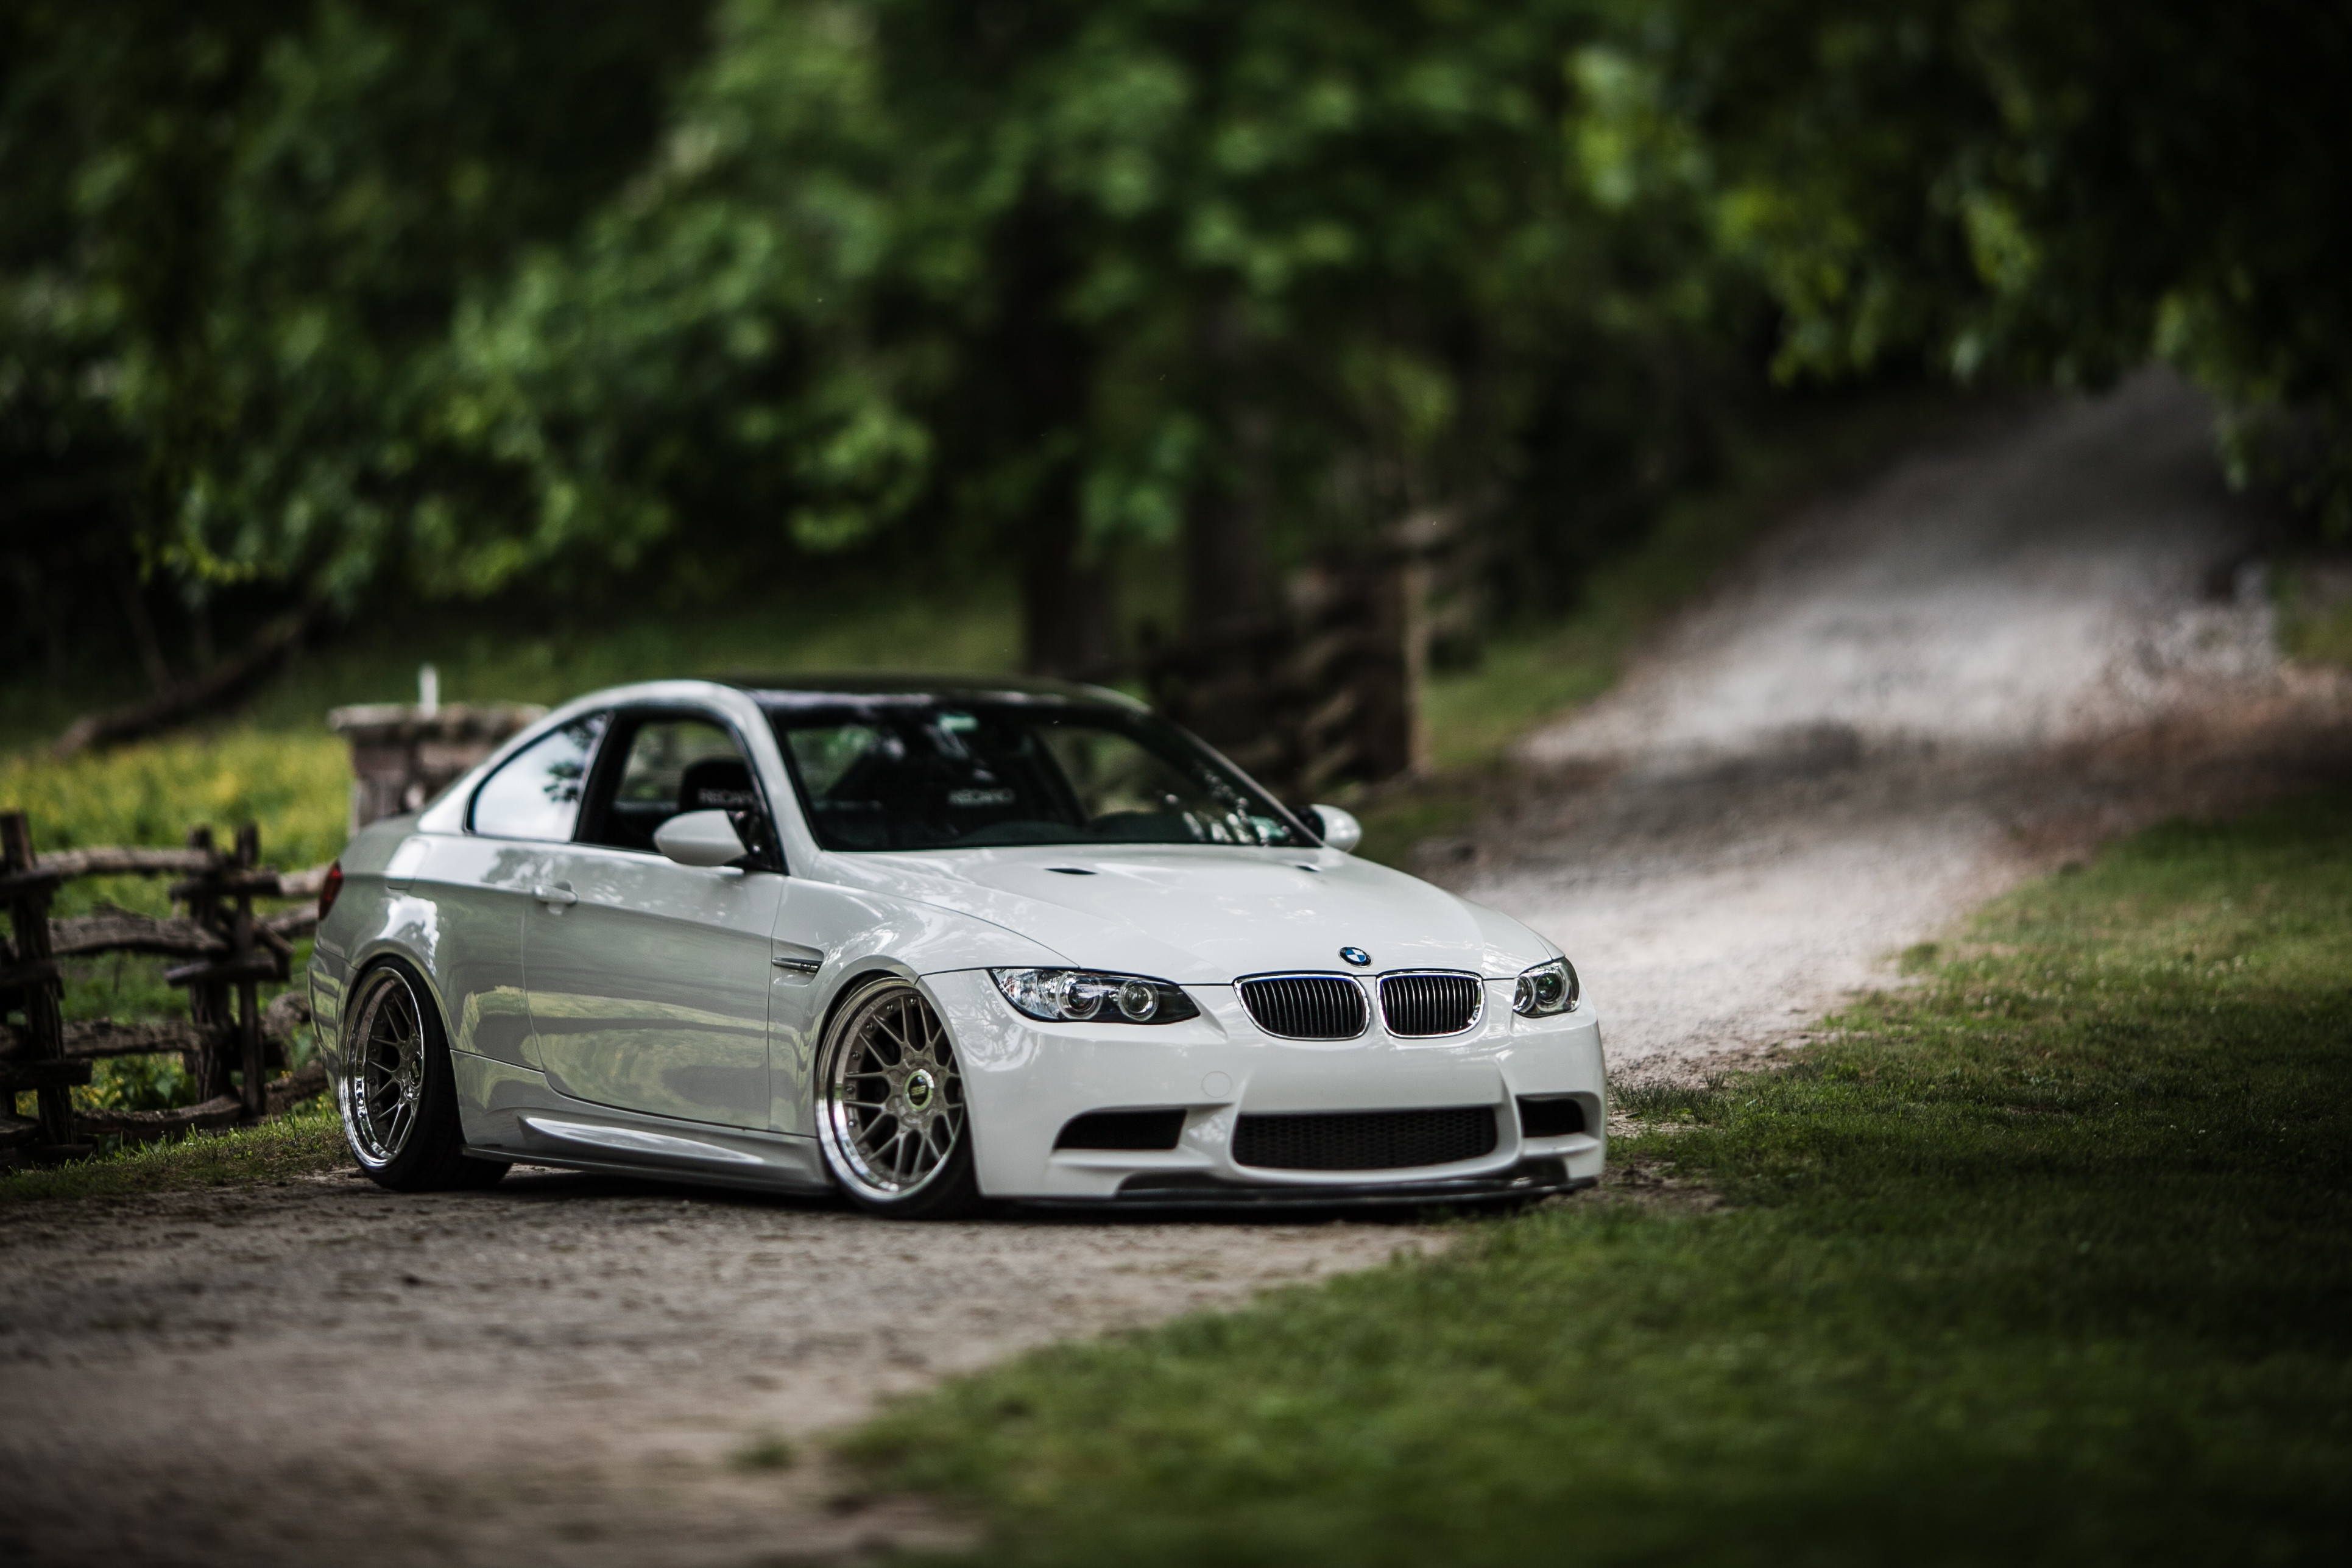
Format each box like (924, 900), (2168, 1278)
(812, 844), (1553, 984)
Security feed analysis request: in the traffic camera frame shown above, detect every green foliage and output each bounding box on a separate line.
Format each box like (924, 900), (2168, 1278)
(0, 1097), (345, 1204)
(1594, 0), (2352, 531)
(5, 0), (1753, 680)
(844, 789), (2352, 1565)
(733, 1432), (798, 1471)
(77, 1051), (196, 1116)
(447, 0), (1750, 645)
(1, 731), (341, 1115)
(0, 0), (710, 648)
(2277, 563), (2352, 669)
(1, 727), (343, 1112)
(0, 731), (350, 881)
(10, 0), (2342, 685)
(2287, 603), (2352, 669)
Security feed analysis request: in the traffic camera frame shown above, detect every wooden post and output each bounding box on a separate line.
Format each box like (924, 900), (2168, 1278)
(1, 811), (77, 1150)
(233, 822), (264, 1119)
(182, 825), (232, 1102)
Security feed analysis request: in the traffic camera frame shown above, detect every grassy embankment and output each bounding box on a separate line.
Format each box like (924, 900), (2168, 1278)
(2279, 559), (2352, 668)
(849, 788), (2352, 1566)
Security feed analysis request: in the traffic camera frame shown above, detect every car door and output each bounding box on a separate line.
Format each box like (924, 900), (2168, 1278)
(522, 709), (782, 1130)
(436, 712), (612, 1072)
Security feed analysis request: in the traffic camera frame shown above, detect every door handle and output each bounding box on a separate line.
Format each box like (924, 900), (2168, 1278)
(532, 882), (578, 909)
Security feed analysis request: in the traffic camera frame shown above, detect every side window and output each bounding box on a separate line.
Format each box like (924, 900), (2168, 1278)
(470, 715), (609, 841)
(581, 715), (759, 853)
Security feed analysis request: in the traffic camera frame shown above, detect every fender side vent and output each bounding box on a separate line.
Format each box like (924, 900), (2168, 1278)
(1055, 1109), (1187, 1151)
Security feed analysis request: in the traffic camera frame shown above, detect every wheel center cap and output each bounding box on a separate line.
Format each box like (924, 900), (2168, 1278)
(904, 1068), (934, 1112)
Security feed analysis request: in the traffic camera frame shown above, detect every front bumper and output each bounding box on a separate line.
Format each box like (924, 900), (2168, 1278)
(928, 969), (1607, 1202)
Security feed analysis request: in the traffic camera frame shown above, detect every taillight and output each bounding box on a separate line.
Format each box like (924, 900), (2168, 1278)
(319, 860), (344, 923)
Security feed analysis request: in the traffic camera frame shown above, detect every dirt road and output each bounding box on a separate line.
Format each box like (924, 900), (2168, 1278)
(5, 370), (2346, 1566)
(1462, 370), (2350, 1083)
(0, 1176), (1434, 1564)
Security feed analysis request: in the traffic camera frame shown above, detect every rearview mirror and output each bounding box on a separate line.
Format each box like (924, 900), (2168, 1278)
(1310, 803), (1363, 854)
(654, 809), (747, 868)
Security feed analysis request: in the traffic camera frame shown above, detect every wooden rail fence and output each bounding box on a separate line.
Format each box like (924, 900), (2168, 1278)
(1, 810), (329, 1165)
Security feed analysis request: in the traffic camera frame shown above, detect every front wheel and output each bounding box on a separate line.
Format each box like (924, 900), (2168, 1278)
(340, 959), (509, 1193)
(814, 976), (981, 1219)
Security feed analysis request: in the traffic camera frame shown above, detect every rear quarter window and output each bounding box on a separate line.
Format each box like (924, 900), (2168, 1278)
(470, 715), (609, 840)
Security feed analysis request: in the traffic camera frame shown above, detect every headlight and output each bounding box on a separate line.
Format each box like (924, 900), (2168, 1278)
(991, 969), (1201, 1025)
(1512, 958), (1580, 1017)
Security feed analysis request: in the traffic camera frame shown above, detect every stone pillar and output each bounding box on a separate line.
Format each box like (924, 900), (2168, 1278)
(327, 669), (544, 833)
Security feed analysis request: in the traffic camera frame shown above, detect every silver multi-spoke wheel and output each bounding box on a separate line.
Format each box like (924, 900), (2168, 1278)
(342, 967), (426, 1167)
(819, 981), (969, 1203)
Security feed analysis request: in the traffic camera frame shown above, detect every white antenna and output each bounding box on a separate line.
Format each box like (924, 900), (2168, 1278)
(417, 663), (440, 718)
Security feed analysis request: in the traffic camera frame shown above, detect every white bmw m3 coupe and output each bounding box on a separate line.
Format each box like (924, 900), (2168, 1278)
(307, 676), (1606, 1216)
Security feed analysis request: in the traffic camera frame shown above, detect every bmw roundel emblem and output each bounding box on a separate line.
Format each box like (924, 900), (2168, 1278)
(1338, 946), (1372, 967)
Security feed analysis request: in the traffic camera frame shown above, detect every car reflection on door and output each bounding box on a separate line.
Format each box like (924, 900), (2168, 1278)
(523, 844), (782, 1129)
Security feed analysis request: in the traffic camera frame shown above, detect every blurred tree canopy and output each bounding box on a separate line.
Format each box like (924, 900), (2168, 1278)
(0, 0), (712, 676)
(4, 0), (2345, 691)
(1590, 0), (2352, 528)
(440, 0), (1740, 671)
(4, 0), (1742, 682)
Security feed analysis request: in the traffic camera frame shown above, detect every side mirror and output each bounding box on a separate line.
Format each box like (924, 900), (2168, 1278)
(654, 809), (747, 868)
(1310, 803), (1363, 854)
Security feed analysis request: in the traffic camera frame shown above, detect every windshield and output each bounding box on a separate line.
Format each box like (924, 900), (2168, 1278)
(763, 698), (1313, 852)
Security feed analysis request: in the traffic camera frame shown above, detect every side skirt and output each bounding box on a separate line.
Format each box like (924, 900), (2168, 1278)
(465, 1142), (835, 1199)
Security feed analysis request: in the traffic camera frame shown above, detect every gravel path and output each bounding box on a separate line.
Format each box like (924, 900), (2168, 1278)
(6, 369), (2347, 1566)
(0, 1173), (1434, 1564)
(1460, 370), (2351, 1083)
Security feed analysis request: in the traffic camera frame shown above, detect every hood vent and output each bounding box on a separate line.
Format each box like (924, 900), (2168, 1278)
(1377, 972), (1483, 1037)
(1237, 974), (1368, 1039)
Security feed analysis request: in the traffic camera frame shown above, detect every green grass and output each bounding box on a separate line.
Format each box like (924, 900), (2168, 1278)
(0, 729), (352, 873)
(844, 788), (2352, 1566)
(2278, 560), (2352, 668)
(1, 733), (342, 1118)
(0, 1097), (345, 1204)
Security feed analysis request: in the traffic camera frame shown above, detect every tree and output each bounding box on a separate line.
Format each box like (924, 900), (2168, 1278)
(448, 0), (1744, 672)
(0, 1), (708, 682)
(5, 0), (1750, 694)
(1605, 0), (2352, 528)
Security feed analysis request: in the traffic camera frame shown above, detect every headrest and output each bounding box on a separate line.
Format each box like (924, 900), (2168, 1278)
(679, 757), (758, 813)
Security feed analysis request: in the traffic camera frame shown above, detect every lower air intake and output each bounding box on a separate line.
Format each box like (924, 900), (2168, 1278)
(1055, 1109), (1187, 1151)
(1237, 975), (1368, 1039)
(1516, 1095), (1589, 1138)
(1232, 1106), (1498, 1171)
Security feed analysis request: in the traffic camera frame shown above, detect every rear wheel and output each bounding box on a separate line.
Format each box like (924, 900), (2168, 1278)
(341, 959), (509, 1193)
(814, 976), (981, 1219)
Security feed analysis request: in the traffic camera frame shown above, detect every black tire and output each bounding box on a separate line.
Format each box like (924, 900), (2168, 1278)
(339, 958), (510, 1193)
(813, 975), (982, 1220)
